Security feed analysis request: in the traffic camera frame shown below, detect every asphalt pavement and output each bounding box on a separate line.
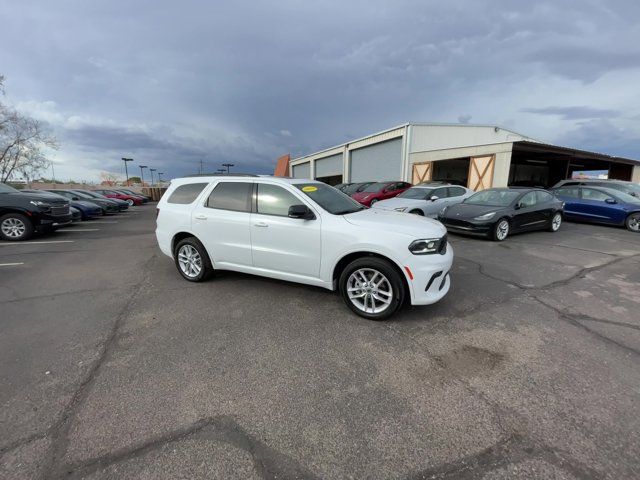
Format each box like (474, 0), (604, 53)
(1, 205), (639, 479)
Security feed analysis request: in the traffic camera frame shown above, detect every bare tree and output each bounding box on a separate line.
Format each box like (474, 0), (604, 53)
(99, 171), (123, 186)
(0, 75), (58, 183)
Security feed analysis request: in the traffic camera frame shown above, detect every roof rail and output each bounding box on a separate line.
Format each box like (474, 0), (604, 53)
(183, 173), (260, 177)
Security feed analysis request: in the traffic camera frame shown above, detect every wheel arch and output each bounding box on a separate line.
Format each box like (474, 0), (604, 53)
(171, 231), (200, 254)
(332, 251), (410, 299)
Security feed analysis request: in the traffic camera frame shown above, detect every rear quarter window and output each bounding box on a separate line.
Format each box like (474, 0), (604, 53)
(167, 183), (209, 204)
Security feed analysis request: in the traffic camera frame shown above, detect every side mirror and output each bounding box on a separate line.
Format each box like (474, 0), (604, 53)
(430, 195), (439, 202)
(605, 198), (617, 204)
(514, 203), (522, 210)
(72, 196), (79, 201)
(288, 204), (314, 220)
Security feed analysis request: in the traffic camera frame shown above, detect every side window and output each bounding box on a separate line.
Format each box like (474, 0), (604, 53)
(448, 187), (466, 197)
(257, 184), (301, 216)
(582, 188), (611, 202)
(432, 187), (448, 199)
(167, 183), (209, 204)
(206, 182), (252, 212)
(556, 187), (579, 198)
(519, 192), (537, 207)
(536, 191), (554, 203)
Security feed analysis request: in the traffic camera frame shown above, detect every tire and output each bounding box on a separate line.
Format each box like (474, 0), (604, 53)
(491, 218), (510, 242)
(0, 213), (34, 241)
(369, 198), (378, 206)
(126, 199), (134, 206)
(548, 212), (562, 232)
(625, 213), (640, 232)
(409, 209), (424, 216)
(174, 237), (213, 282)
(339, 257), (405, 320)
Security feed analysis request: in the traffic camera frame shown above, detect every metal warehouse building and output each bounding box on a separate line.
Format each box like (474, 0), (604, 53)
(289, 123), (640, 190)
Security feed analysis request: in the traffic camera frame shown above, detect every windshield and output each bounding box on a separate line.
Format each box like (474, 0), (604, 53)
(0, 183), (19, 193)
(363, 182), (387, 193)
(75, 190), (99, 198)
(604, 189), (640, 203)
(295, 183), (365, 215)
(398, 187), (430, 200)
(607, 182), (640, 196)
(69, 191), (94, 199)
(464, 190), (521, 207)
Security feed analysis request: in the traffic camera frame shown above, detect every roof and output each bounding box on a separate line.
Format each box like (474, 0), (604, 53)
(171, 175), (322, 185)
(514, 141), (640, 166)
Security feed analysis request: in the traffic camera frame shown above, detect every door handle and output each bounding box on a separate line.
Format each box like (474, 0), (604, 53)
(194, 214), (208, 220)
(254, 222), (268, 228)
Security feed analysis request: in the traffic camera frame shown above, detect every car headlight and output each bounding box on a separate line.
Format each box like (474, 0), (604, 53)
(394, 207), (407, 212)
(30, 200), (52, 211)
(473, 212), (496, 221)
(408, 237), (442, 255)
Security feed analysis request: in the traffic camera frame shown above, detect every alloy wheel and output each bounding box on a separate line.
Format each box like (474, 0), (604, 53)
(346, 268), (393, 314)
(1, 218), (26, 239)
(126, 199), (134, 206)
(496, 220), (509, 240)
(177, 244), (202, 278)
(628, 214), (640, 232)
(551, 213), (562, 231)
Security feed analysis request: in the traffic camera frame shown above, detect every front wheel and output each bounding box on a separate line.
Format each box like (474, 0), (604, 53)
(174, 237), (213, 282)
(126, 199), (134, 206)
(548, 212), (562, 232)
(491, 218), (510, 242)
(339, 257), (405, 320)
(625, 213), (640, 232)
(0, 213), (34, 241)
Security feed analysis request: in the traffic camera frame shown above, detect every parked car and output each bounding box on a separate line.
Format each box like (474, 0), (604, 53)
(334, 183), (352, 192)
(0, 183), (72, 241)
(438, 188), (564, 241)
(43, 190), (103, 219)
(70, 206), (82, 222)
(552, 185), (640, 232)
(93, 189), (143, 206)
(115, 189), (150, 203)
(553, 179), (640, 198)
(71, 189), (128, 211)
(351, 181), (412, 207)
(156, 176), (452, 320)
(343, 182), (375, 196)
(373, 184), (474, 217)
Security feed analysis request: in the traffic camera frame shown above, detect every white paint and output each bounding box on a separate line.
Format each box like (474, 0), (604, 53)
(0, 240), (74, 246)
(0, 262), (24, 266)
(58, 229), (100, 232)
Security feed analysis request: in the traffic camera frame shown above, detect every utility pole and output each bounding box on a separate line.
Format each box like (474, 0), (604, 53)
(222, 163), (234, 174)
(122, 157), (133, 186)
(139, 165), (148, 186)
(199, 158), (204, 175)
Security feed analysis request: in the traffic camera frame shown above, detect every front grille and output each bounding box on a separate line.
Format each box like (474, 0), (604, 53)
(442, 218), (471, 228)
(51, 204), (70, 216)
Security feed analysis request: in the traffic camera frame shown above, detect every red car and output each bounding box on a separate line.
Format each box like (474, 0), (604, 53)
(93, 189), (144, 206)
(351, 181), (412, 207)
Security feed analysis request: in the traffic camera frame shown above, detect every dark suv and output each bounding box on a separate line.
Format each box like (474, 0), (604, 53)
(0, 183), (72, 241)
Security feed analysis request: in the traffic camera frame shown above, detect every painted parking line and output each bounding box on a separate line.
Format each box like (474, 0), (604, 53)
(86, 221), (118, 224)
(58, 229), (101, 232)
(0, 240), (75, 246)
(0, 262), (24, 267)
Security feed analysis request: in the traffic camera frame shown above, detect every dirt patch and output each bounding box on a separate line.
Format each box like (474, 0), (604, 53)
(437, 345), (505, 377)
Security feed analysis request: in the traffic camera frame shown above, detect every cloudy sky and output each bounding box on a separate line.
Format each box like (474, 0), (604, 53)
(1, 0), (639, 181)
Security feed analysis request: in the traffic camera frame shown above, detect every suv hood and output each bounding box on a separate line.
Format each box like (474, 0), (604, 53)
(373, 197), (424, 210)
(13, 192), (68, 204)
(344, 208), (446, 237)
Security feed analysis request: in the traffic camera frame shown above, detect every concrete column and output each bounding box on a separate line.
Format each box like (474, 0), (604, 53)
(632, 165), (640, 183)
(343, 146), (350, 182)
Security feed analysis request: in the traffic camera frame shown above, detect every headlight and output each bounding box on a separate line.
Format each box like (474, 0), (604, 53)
(30, 200), (52, 210)
(409, 237), (442, 255)
(473, 212), (496, 221)
(394, 207), (407, 212)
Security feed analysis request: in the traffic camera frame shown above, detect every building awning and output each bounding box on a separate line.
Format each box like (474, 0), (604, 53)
(513, 141), (640, 167)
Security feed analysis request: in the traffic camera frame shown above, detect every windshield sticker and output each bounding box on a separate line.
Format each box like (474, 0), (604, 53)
(302, 186), (318, 192)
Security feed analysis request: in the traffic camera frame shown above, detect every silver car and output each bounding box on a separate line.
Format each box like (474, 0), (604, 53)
(372, 184), (474, 217)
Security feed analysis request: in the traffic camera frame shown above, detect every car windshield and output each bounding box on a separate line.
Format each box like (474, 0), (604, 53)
(363, 182), (387, 193)
(464, 190), (521, 206)
(295, 183), (365, 215)
(607, 182), (640, 196)
(69, 191), (93, 199)
(603, 189), (639, 203)
(0, 183), (20, 193)
(398, 187), (430, 200)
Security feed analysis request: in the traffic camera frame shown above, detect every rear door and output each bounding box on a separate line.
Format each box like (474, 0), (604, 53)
(553, 187), (582, 219)
(192, 181), (254, 267)
(250, 183), (321, 278)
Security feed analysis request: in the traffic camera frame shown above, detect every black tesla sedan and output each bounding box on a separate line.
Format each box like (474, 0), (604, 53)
(438, 188), (564, 241)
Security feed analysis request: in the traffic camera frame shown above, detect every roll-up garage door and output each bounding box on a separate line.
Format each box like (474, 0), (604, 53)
(291, 162), (310, 179)
(314, 153), (343, 178)
(349, 138), (402, 182)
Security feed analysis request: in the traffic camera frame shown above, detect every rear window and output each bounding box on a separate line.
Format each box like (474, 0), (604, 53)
(206, 182), (253, 212)
(167, 183), (208, 204)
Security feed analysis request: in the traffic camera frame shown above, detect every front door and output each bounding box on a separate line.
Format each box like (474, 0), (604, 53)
(251, 183), (321, 278)
(512, 191), (546, 230)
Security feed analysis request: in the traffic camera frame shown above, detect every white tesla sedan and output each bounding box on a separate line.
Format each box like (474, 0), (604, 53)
(372, 184), (474, 217)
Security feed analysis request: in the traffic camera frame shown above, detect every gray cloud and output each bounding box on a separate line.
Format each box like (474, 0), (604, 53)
(521, 106), (620, 120)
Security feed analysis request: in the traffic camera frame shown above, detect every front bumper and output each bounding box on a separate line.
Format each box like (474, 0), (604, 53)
(401, 243), (454, 305)
(38, 213), (73, 228)
(438, 217), (492, 237)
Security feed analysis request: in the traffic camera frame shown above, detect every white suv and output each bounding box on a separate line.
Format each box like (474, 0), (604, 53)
(155, 175), (453, 320)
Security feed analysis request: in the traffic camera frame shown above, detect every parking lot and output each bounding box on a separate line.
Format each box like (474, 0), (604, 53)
(1, 204), (639, 479)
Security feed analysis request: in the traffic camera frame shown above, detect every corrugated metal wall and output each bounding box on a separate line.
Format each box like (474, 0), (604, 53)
(292, 162), (310, 179)
(349, 138), (402, 182)
(314, 153), (343, 177)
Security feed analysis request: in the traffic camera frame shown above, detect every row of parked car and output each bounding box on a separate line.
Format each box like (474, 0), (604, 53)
(335, 178), (640, 240)
(0, 183), (151, 241)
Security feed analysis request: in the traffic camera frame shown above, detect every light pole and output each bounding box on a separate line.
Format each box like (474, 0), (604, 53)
(216, 168), (226, 174)
(158, 172), (164, 185)
(150, 168), (157, 186)
(222, 163), (234, 174)
(139, 165), (148, 186)
(50, 161), (57, 189)
(122, 157), (133, 186)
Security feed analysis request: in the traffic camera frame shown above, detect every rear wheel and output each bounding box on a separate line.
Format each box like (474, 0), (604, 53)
(625, 213), (640, 232)
(548, 212), (562, 232)
(339, 257), (404, 320)
(0, 213), (34, 241)
(491, 218), (510, 242)
(369, 199), (379, 206)
(174, 237), (213, 282)
(409, 209), (424, 216)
